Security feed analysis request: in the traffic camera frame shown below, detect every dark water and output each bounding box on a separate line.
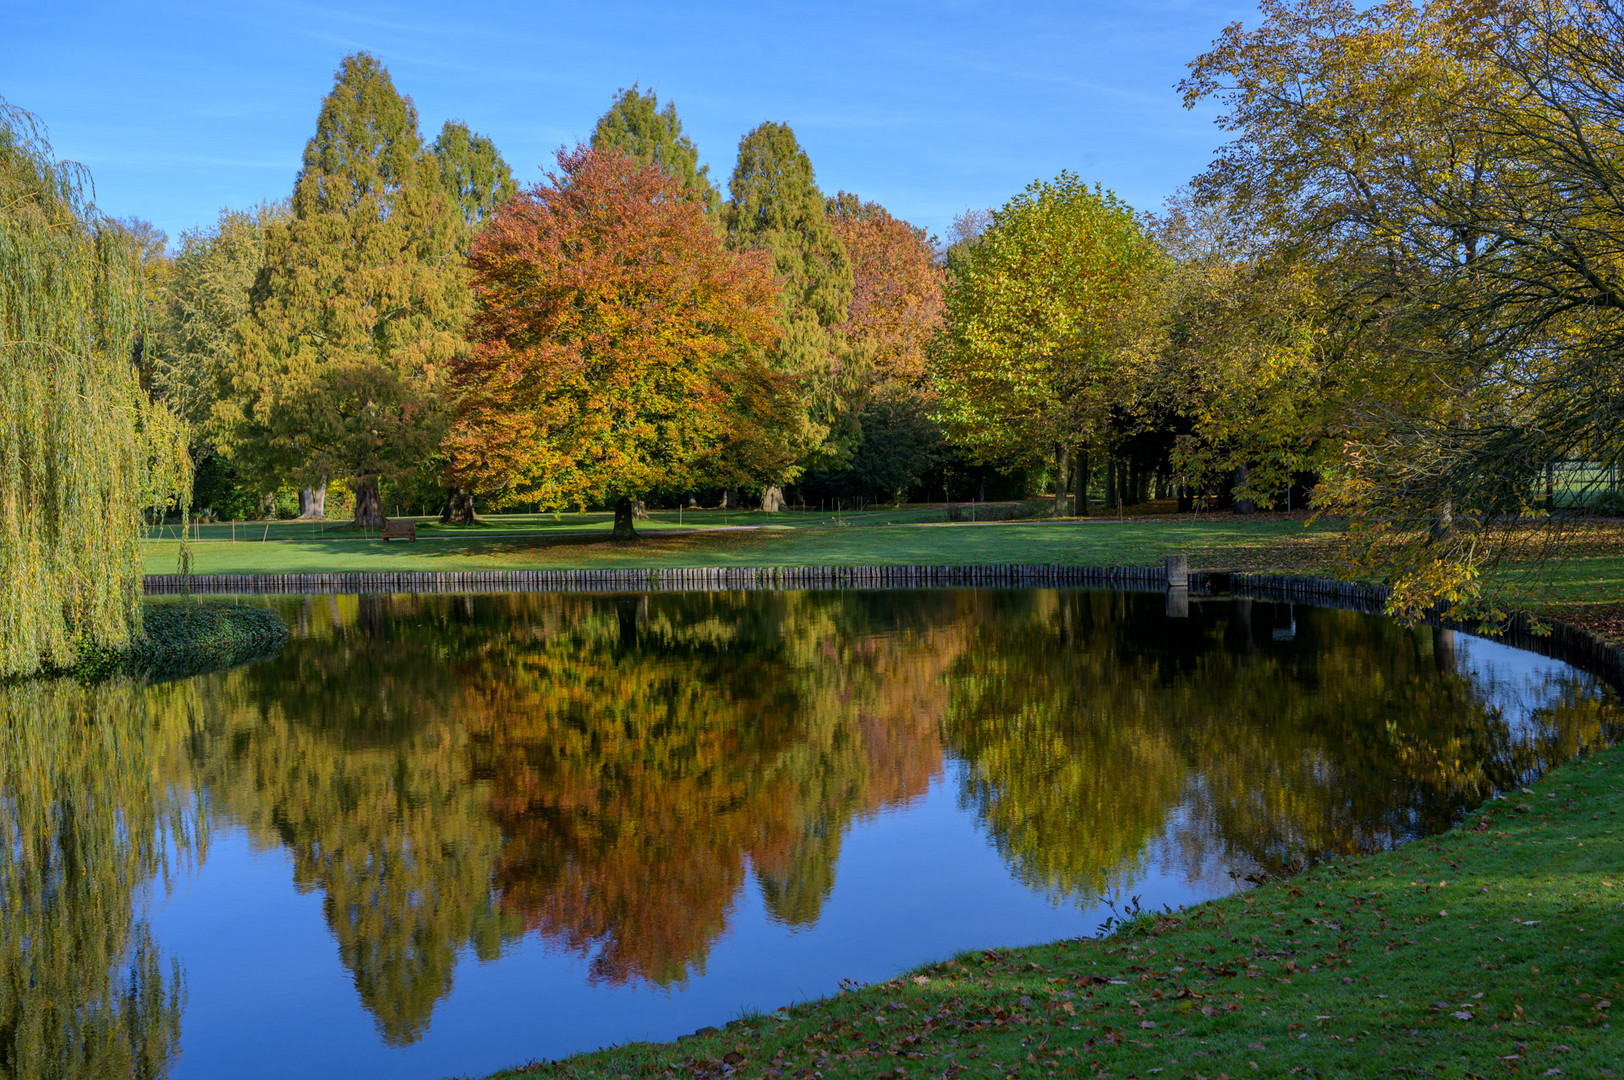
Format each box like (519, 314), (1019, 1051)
(2, 589), (1618, 1080)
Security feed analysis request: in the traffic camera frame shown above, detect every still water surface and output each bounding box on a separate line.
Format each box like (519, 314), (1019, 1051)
(2, 589), (1618, 1079)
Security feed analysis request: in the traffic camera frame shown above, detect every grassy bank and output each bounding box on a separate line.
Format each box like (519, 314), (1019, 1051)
(142, 511), (1340, 577)
(69, 600), (290, 681)
(493, 742), (1623, 1080)
(141, 511), (1624, 647)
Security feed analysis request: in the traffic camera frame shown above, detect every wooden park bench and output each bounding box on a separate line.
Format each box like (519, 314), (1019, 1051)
(381, 520), (417, 542)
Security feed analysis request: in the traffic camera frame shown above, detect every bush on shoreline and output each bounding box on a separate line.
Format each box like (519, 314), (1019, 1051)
(67, 601), (289, 682)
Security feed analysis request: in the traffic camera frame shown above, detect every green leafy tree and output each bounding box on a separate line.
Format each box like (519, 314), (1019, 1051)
(0, 102), (191, 677)
(220, 53), (468, 529)
(422, 120), (515, 524)
(115, 216), (169, 394)
(591, 85), (720, 219)
(723, 122), (857, 504)
(930, 172), (1159, 516)
(151, 201), (289, 520)
(1125, 192), (1328, 511)
(1176, 0), (1605, 609)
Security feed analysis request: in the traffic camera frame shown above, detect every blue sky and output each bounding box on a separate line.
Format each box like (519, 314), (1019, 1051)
(5, 0), (1255, 249)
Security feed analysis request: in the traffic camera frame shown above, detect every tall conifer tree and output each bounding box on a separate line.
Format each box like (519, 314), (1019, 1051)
(223, 53), (467, 528)
(426, 120), (514, 524)
(591, 85), (720, 219)
(431, 120), (516, 236)
(723, 122), (856, 504)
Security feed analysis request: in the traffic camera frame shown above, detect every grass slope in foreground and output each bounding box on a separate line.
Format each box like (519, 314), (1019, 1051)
(487, 743), (1623, 1080)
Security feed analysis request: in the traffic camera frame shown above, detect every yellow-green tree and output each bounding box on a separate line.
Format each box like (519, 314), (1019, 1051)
(0, 102), (191, 677)
(1177, 0), (1624, 609)
(1126, 192), (1327, 509)
(930, 172), (1160, 516)
(0, 679), (197, 1078)
(221, 54), (467, 529)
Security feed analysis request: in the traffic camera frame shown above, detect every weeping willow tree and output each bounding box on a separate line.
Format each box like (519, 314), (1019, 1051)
(0, 102), (192, 678)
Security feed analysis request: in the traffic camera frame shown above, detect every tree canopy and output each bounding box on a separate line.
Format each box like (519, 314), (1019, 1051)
(447, 145), (780, 538)
(826, 191), (944, 389)
(431, 119), (517, 235)
(220, 53), (468, 528)
(1182, 0), (1624, 611)
(0, 102), (191, 677)
(930, 172), (1160, 512)
(591, 85), (721, 219)
(724, 122), (857, 490)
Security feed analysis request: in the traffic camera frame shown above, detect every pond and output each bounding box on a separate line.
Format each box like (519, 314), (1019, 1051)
(2, 588), (1618, 1080)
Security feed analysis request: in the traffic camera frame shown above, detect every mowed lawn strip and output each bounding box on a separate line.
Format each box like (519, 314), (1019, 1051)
(487, 744), (1624, 1080)
(143, 514), (1624, 646)
(143, 515), (1343, 576)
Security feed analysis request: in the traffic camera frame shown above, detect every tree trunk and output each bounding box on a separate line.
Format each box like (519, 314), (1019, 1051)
(352, 476), (385, 530)
(1233, 466), (1255, 515)
(720, 488), (738, 510)
(631, 498), (649, 520)
(616, 595), (649, 648)
(1075, 449), (1089, 515)
(298, 483), (327, 520)
(1430, 499), (1454, 539)
(611, 495), (638, 540)
(1432, 626), (1458, 675)
(760, 485), (785, 512)
(441, 488), (476, 525)
(1053, 443), (1071, 516)
(1104, 456), (1118, 511)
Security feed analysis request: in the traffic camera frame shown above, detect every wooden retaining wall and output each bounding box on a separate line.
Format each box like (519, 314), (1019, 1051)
(143, 563), (1173, 596)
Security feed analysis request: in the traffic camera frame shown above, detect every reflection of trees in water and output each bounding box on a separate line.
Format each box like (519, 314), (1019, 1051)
(183, 588), (1619, 1016)
(28, 587), (1608, 1062)
(170, 593), (524, 1045)
(942, 591), (1190, 900)
(940, 592), (1621, 891)
(460, 590), (965, 983)
(0, 680), (196, 1080)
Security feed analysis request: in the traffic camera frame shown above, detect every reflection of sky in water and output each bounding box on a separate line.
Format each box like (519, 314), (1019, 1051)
(1450, 630), (1606, 737)
(151, 763), (1103, 1080)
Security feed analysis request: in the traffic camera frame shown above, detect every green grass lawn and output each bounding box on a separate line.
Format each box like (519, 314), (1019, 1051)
(143, 510), (1624, 646)
(145, 510), (1343, 575)
(145, 503), (966, 545)
(494, 743), (1622, 1080)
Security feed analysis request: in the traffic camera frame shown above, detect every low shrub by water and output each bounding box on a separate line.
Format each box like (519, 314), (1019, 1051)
(71, 600), (290, 682)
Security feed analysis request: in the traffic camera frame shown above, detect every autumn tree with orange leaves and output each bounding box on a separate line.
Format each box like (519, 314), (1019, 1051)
(826, 191), (944, 391)
(446, 146), (781, 539)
